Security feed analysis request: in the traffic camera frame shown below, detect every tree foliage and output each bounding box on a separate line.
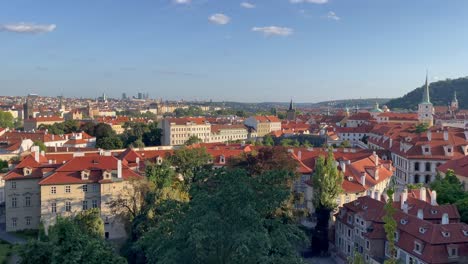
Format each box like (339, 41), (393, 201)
(39, 120), (80, 135)
(139, 169), (308, 264)
(431, 170), (468, 223)
(312, 148), (343, 210)
(169, 147), (212, 186)
(383, 185), (397, 264)
(184, 135), (202, 146)
(0, 111), (14, 128)
(33, 140), (47, 152)
(18, 214), (125, 264)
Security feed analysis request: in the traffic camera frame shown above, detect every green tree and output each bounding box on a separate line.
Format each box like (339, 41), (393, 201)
(415, 123), (429, 133)
(0, 111), (14, 128)
(184, 135), (202, 146)
(139, 169), (308, 264)
(430, 170), (465, 204)
(383, 184), (397, 264)
(74, 208), (105, 238)
(349, 250), (365, 264)
(311, 148), (343, 255)
(142, 122), (162, 146)
(18, 216), (126, 264)
(169, 147), (212, 186)
(262, 134), (275, 146)
(97, 136), (123, 150)
(339, 140), (351, 148)
(33, 140), (47, 152)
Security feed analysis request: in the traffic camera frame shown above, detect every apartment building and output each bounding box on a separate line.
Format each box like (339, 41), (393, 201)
(161, 118), (211, 146)
(369, 125), (468, 185)
(3, 148), (141, 240)
(244, 115), (281, 137)
(335, 188), (468, 264)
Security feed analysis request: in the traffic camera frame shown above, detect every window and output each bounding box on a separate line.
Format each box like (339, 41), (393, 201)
(11, 197), (17, 208)
(83, 184), (88, 192)
(51, 202), (57, 213)
(425, 162), (431, 172)
(65, 185), (71, 193)
(92, 184), (98, 192)
(51, 186), (56, 194)
(366, 240), (370, 250)
(409, 257), (415, 264)
(82, 201), (88, 210)
(348, 229), (351, 238)
(414, 162), (420, 171)
(92, 200), (98, 208)
(25, 216), (31, 226)
(449, 247), (458, 258)
(11, 218), (17, 228)
(25, 196), (31, 207)
(65, 201), (71, 212)
(414, 241), (422, 254)
(11, 181), (16, 189)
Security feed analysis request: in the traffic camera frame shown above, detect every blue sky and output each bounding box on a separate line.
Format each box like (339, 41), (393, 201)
(1, 0), (468, 102)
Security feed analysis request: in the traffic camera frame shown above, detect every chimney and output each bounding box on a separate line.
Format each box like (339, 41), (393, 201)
(374, 168), (379, 180)
(389, 138), (393, 148)
(34, 150), (40, 163)
(420, 187), (427, 202)
(360, 171), (366, 186)
(431, 190), (437, 205)
(117, 159), (122, 179)
(417, 209), (424, 220)
(373, 151), (379, 166)
(427, 131), (432, 141)
(401, 188), (408, 210)
(442, 213), (449, 225)
(402, 201), (409, 214)
(40, 150), (45, 157)
(136, 157), (140, 168)
(444, 130), (449, 141)
(297, 151), (302, 160)
(340, 160), (346, 173)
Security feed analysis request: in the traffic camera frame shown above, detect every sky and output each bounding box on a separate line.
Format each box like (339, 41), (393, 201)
(1, 0), (468, 102)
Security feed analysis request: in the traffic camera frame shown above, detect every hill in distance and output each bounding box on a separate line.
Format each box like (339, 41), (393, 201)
(387, 77), (468, 110)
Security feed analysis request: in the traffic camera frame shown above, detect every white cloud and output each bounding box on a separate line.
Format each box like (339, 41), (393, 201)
(290, 0), (328, 4)
(327, 11), (340, 20)
(209, 13), (231, 25)
(252, 26), (293, 36)
(173, 0), (191, 4)
(0, 23), (56, 34)
(241, 2), (255, 8)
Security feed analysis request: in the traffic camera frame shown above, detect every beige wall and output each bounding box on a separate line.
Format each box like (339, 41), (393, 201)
(5, 178), (41, 232)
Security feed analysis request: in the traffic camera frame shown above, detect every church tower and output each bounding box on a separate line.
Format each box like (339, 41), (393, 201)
(451, 90), (459, 111)
(286, 99), (296, 121)
(418, 72), (434, 126)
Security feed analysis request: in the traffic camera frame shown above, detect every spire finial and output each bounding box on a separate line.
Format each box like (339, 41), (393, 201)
(289, 99), (293, 111)
(422, 71), (431, 103)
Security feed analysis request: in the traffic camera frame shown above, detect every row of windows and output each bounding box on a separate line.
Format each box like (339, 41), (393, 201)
(11, 216), (33, 227)
(171, 127), (209, 132)
(171, 133), (210, 138)
(50, 200), (98, 213)
(11, 197), (32, 208)
(50, 184), (99, 194)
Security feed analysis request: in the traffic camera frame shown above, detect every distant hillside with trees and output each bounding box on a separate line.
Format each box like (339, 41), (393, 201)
(387, 77), (468, 110)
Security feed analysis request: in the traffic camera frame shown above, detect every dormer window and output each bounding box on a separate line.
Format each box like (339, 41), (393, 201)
(431, 209), (438, 214)
(400, 219), (408, 225)
(362, 205), (368, 210)
(220, 155), (226, 164)
(103, 170), (111, 180)
(442, 231), (450, 238)
(419, 227), (427, 234)
(448, 246), (458, 258)
(394, 231), (399, 242)
(81, 170), (90, 180)
(414, 241), (422, 254)
(23, 167), (32, 176)
(348, 176), (354, 181)
(156, 157), (163, 165)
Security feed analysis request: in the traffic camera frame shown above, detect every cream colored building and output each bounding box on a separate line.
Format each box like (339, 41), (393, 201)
(244, 115), (281, 137)
(4, 149), (141, 240)
(161, 118), (212, 146)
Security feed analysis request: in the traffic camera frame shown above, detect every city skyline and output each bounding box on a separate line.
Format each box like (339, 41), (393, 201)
(1, 0), (468, 102)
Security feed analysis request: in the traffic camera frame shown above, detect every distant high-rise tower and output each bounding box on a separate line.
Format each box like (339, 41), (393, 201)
(138, 92), (143, 100)
(122, 93), (127, 100)
(286, 99), (296, 121)
(418, 72), (434, 126)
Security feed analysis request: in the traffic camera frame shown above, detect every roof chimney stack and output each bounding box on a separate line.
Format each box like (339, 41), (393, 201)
(431, 190), (437, 205)
(427, 131), (432, 141)
(444, 130), (449, 141)
(117, 159), (122, 179)
(361, 171), (366, 187)
(401, 188), (408, 210)
(420, 187), (427, 202)
(417, 209), (424, 220)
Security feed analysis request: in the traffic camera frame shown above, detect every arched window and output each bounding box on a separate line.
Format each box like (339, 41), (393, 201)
(414, 162), (420, 171)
